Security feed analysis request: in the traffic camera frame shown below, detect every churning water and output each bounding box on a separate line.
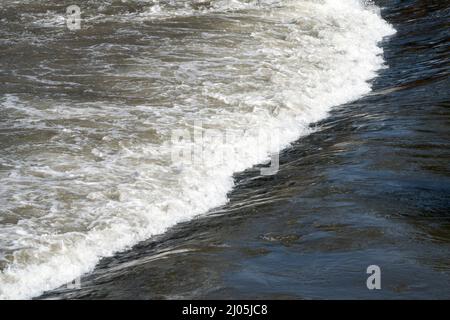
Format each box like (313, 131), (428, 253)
(0, 0), (448, 299)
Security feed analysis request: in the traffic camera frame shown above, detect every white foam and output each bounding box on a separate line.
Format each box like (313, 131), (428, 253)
(0, 0), (395, 299)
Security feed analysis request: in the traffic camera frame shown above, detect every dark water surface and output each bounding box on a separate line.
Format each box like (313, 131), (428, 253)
(39, 0), (450, 299)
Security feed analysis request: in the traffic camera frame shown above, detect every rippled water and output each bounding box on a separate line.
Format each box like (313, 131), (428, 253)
(0, 0), (449, 299)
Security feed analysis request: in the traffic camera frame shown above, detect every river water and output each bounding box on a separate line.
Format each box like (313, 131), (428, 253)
(0, 0), (449, 299)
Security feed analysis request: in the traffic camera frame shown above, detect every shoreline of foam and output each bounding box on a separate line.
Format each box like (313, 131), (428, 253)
(0, 0), (395, 299)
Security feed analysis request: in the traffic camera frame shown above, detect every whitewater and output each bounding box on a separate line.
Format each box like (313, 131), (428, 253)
(0, 0), (395, 299)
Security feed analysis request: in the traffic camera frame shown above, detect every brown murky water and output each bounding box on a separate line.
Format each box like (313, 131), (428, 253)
(0, 0), (449, 299)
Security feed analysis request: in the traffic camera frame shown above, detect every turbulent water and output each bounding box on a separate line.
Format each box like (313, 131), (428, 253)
(0, 0), (448, 299)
